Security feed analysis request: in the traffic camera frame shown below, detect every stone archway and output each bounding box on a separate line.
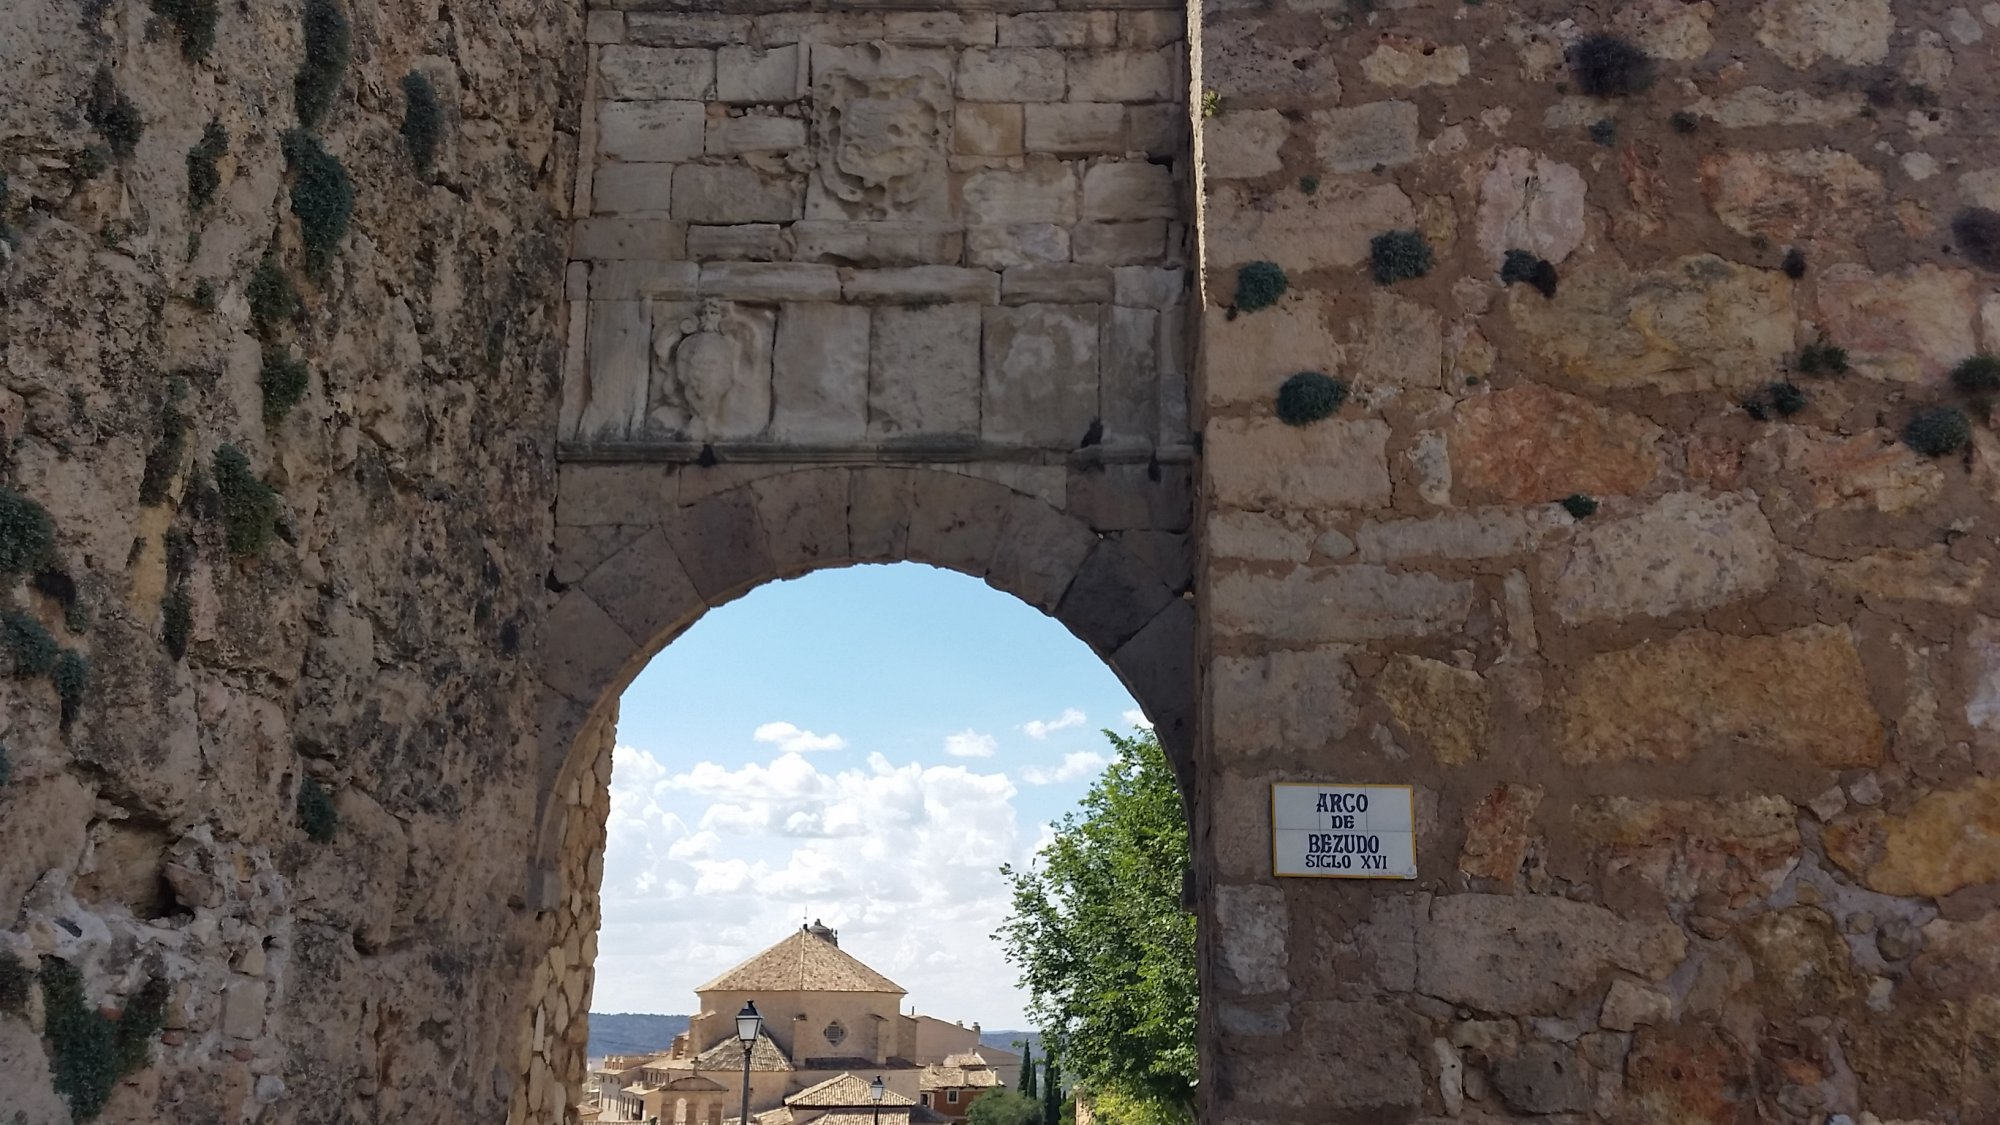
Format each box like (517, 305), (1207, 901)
(510, 461), (1193, 1123)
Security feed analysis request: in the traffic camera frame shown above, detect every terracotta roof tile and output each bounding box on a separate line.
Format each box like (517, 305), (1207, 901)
(788, 1074), (918, 1108)
(696, 1031), (795, 1071)
(698, 930), (906, 994)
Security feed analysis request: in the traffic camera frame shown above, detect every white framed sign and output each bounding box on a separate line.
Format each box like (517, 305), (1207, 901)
(1271, 783), (1418, 879)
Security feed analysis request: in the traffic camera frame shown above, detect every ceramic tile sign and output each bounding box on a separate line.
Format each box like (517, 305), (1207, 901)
(1271, 783), (1418, 879)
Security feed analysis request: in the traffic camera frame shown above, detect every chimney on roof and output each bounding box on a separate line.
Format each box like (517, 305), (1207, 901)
(807, 919), (838, 945)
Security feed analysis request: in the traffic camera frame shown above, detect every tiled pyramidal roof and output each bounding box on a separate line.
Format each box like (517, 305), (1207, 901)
(698, 928), (906, 994)
(696, 1031), (794, 1071)
(788, 1074), (918, 1108)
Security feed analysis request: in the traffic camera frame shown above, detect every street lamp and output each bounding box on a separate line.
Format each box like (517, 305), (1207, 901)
(736, 1001), (762, 1125)
(869, 1075), (886, 1125)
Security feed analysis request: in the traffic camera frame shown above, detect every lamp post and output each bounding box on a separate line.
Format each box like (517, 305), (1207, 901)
(736, 1001), (763, 1125)
(869, 1075), (886, 1125)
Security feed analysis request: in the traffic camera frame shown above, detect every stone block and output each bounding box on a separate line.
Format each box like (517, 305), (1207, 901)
(1550, 491), (1780, 624)
(1824, 778), (2000, 897)
(699, 262), (840, 303)
(1458, 783), (1543, 888)
(685, 224), (789, 261)
(1112, 265), (1183, 308)
(1376, 655), (1489, 765)
(1204, 180), (1414, 270)
(1352, 290), (1442, 388)
(967, 223), (1071, 268)
(1204, 19), (1341, 104)
(1066, 47), (1180, 102)
(597, 100), (705, 162)
(1127, 103), (1184, 158)
(1449, 384), (1664, 504)
(791, 221), (963, 266)
(590, 259), (701, 301)
(1207, 418), (1390, 510)
(1066, 461), (1191, 531)
(543, 591), (638, 705)
(1311, 100), (1420, 173)
(716, 45), (805, 103)
(578, 301), (650, 439)
(578, 527), (705, 645)
(1202, 110), (1287, 179)
(598, 46), (716, 101)
(905, 472), (1012, 576)
(1489, 1043), (1587, 1115)
(705, 112), (807, 155)
(844, 267), (1001, 304)
(1555, 624), (1885, 767)
(870, 305), (982, 437)
(572, 216), (685, 261)
(586, 10), (625, 43)
(1072, 221), (1165, 265)
(1211, 564), (1473, 642)
(757, 11), (883, 46)
(955, 103), (1024, 156)
(751, 470), (851, 577)
(222, 980), (268, 1040)
(555, 464), (678, 526)
(1056, 538), (1177, 651)
(999, 12), (1116, 47)
(882, 11), (997, 47)
(1813, 263), (1980, 382)
(986, 493), (1098, 611)
(1024, 103), (1126, 154)
(1215, 884), (1289, 994)
(1417, 895), (1687, 1016)
(1600, 979), (1674, 1032)
(962, 161), (1079, 225)
(957, 47), (1066, 101)
(1201, 299), (1340, 407)
(981, 303), (1103, 446)
(1002, 264), (1114, 304)
(1099, 305), (1156, 444)
(1119, 9), (1183, 47)
(1081, 161), (1177, 220)
(673, 166), (803, 223)
(772, 303), (869, 442)
(589, 164), (674, 214)
(1210, 646), (1354, 755)
(1355, 508), (1541, 563)
(626, 12), (751, 47)
(1224, 1002), (1424, 1112)
(1206, 511), (1311, 563)
(660, 491), (773, 604)
(848, 468), (917, 562)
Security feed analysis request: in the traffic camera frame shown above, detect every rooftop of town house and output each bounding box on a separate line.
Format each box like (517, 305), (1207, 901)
(697, 922), (906, 995)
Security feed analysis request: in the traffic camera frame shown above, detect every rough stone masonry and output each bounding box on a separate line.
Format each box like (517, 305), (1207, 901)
(3, 0), (2000, 1122)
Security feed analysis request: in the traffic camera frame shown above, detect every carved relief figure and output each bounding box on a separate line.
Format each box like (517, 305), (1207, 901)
(649, 299), (775, 440)
(812, 45), (953, 220)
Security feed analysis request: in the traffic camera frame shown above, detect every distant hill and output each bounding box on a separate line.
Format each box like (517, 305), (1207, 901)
(588, 1014), (1039, 1066)
(588, 1012), (690, 1061)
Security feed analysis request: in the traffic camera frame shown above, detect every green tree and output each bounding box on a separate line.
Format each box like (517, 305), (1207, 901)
(999, 730), (1196, 1122)
(967, 1091), (1041, 1125)
(1019, 1041), (1038, 1101)
(1041, 1054), (1062, 1125)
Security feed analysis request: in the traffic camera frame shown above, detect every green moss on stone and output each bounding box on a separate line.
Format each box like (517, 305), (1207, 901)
(259, 348), (310, 423)
(1904, 406), (1971, 457)
(1234, 261), (1288, 312)
(1274, 371), (1348, 427)
(152, 0), (219, 62)
(1795, 342), (1850, 376)
(1560, 494), (1599, 520)
(298, 777), (338, 842)
(186, 119), (228, 213)
(294, 0), (351, 129)
(1570, 33), (1654, 98)
(39, 959), (169, 1121)
(0, 949), (27, 1012)
(86, 69), (144, 161)
(1950, 353), (2000, 396)
(191, 279), (217, 311)
(139, 398), (191, 507)
(0, 487), (57, 577)
(401, 71), (443, 173)
(247, 254), (299, 336)
(162, 586), (192, 660)
(1500, 249), (1558, 298)
(283, 130), (353, 277)
(0, 741), (11, 791)
(1370, 229), (1432, 285)
(54, 650), (89, 727)
(213, 445), (281, 557)
(3, 611), (58, 677)
(1768, 381), (1808, 417)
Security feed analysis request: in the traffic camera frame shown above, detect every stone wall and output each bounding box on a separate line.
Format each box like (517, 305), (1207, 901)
(1192, 2), (2000, 1122)
(0, 0), (576, 1120)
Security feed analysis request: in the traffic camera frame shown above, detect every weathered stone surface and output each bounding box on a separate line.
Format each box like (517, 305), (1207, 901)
(578, 527), (704, 645)
(1625, 1025), (1753, 1125)
(599, 46), (717, 101)
(1207, 511), (1312, 563)
(771, 303), (869, 441)
(1449, 385), (1665, 504)
(1206, 419), (1392, 510)
(1687, 86), (1866, 128)
(1024, 102), (1126, 154)
(1489, 1043), (1588, 1114)
(1355, 508), (1540, 563)
(954, 101), (1024, 155)
(1360, 36), (1469, 87)
(1700, 149), (1884, 242)
(1476, 148), (1587, 267)
(705, 111), (807, 155)
(1814, 264), (1981, 381)
(1213, 565), (1475, 642)
(1210, 646), (1356, 755)
(1204, 181), (1416, 271)
(1754, 0), (1893, 68)
(1376, 655), (1489, 765)
(717, 44), (805, 103)
(962, 161), (1079, 225)
(1082, 162), (1177, 220)
(1351, 290), (1442, 388)
(1550, 492), (1781, 624)
(1068, 47), (1180, 102)
(1458, 784), (1542, 887)
(1600, 979), (1674, 1031)
(1614, 0), (1716, 59)
(1573, 796), (1800, 903)
(1508, 256), (1794, 392)
(1765, 427), (1946, 513)
(1804, 547), (1989, 606)
(1203, 110), (1289, 179)
(1225, 1001), (1424, 1112)
(1741, 907), (1856, 1007)
(1556, 626), (1885, 767)
(1823, 779), (2000, 897)
(869, 304), (982, 436)
(674, 165), (804, 224)
(986, 494), (1098, 611)
(597, 100), (705, 162)
(1201, 300), (1342, 407)
(573, 216), (686, 261)
(1418, 895), (1687, 1015)
(1215, 883), (1289, 993)
(1311, 101), (1420, 174)
(981, 304), (1102, 445)
(1202, 20), (1341, 103)
(956, 47), (1065, 101)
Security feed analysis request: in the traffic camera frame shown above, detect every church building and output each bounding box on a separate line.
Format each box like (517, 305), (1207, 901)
(587, 923), (1019, 1124)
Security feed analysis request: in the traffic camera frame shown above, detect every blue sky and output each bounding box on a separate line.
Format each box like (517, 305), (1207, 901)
(595, 562), (1147, 1029)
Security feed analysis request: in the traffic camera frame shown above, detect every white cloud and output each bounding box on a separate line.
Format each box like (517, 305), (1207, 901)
(944, 729), (999, 758)
(1022, 708), (1086, 740)
(1019, 750), (1109, 786)
(752, 721), (849, 754)
(593, 740), (1044, 1030)
(1122, 709), (1154, 730)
